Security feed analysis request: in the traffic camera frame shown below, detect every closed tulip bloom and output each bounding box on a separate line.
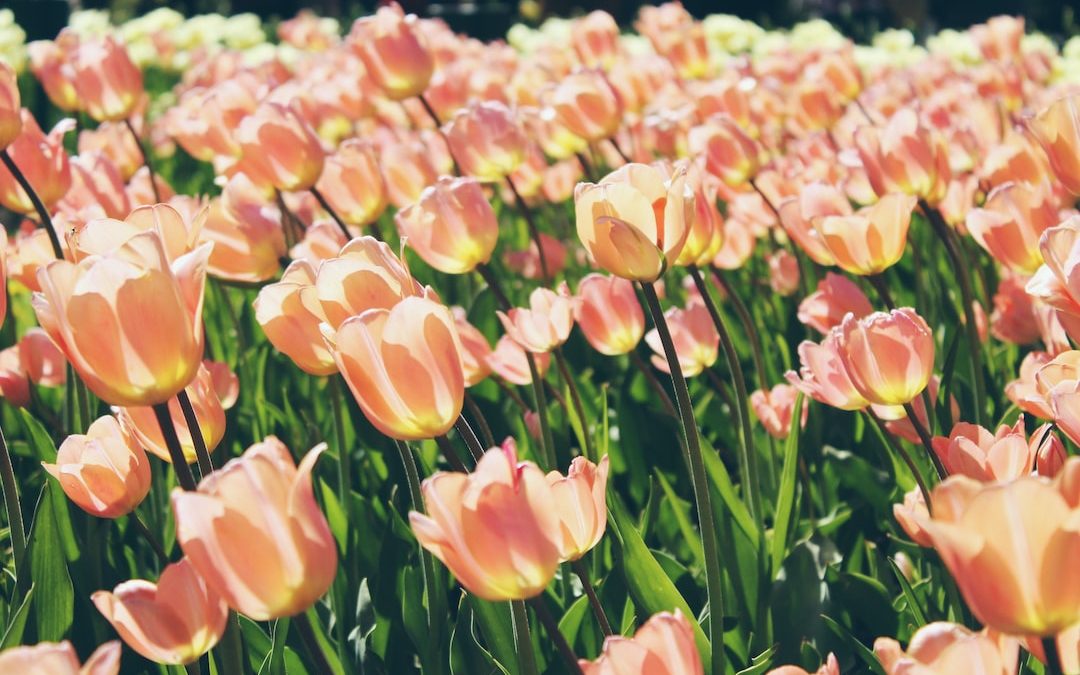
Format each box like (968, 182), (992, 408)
(43, 415), (151, 519)
(1005, 351), (1054, 417)
(572, 11), (622, 69)
(1048, 380), (1080, 447)
(19, 328), (66, 387)
(27, 33), (81, 113)
(675, 170), (724, 267)
(646, 301), (719, 378)
(990, 274), (1042, 345)
(381, 137), (440, 209)
(1026, 217), (1080, 340)
(750, 383), (808, 440)
(966, 182), (1057, 274)
(315, 139), (387, 228)
(767, 653), (839, 675)
(1036, 428), (1067, 477)
(118, 365), (226, 465)
(0, 640), (121, 675)
(0, 112), (73, 215)
(778, 184), (853, 266)
(874, 622), (1018, 675)
(786, 329), (872, 411)
(815, 193), (917, 276)
(395, 177), (499, 275)
(328, 296), (464, 440)
(1030, 93), (1080, 195)
(546, 455), (610, 562)
(894, 487), (933, 546)
(254, 260), (337, 376)
(171, 438), (338, 620)
(200, 195), (285, 284)
(580, 610), (703, 675)
(451, 307), (492, 387)
(798, 273), (873, 334)
(0, 346), (29, 408)
(444, 101), (529, 181)
(575, 162), (692, 282)
(550, 69), (624, 142)
(921, 466), (1080, 635)
(0, 61), (20, 150)
(838, 308), (934, 406)
(487, 335), (551, 385)
(93, 558), (226, 665)
(315, 236), (424, 329)
(498, 285), (575, 354)
(767, 250), (800, 296)
(69, 37), (143, 122)
(235, 102), (325, 192)
(348, 3), (434, 101)
(575, 273), (645, 355)
(33, 230), (211, 407)
(410, 440), (562, 600)
(61, 152), (130, 221)
(855, 108), (951, 205)
(688, 116), (764, 188)
(930, 418), (1037, 482)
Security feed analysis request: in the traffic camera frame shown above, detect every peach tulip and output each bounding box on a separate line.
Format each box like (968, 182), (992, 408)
(572, 11), (622, 69)
(254, 260), (337, 376)
(1026, 216), (1080, 342)
(966, 182), (1057, 275)
(200, 195), (285, 284)
(93, 560), (225, 667)
(0, 112), (73, 215)
(327, 296), (464, 440)
(815, 193), (917, 276)
(78, 122), (142, 181)
(777, 183), (852, 266)
(60, 152), (130, 221)
(786, 328), (872, 411)
(381, 136), (441, 209)
(921, 466), (1080, 635)
(0, 61), (20, 150)
(69, 36), (143, 122)
(854, 108), (950, 205)
(0, 640), (121, 675)
(883, 376), (957, 445)
(0, 345), (29, 408)
(550, 69), (624, 142)
(395, 177), (499, 274)
(1005, 351), (1054, 417)
(838, 308), (934, 406)
(797, 273), (873, 334)
(443, 101), (528, 181)
(19, 328), (66, 387)
(27, 33), (81, 113)
(1030, 93), (1080, 195)
(767, 250), (800, 296)
(674, 171), (724, 268)
(1036, 429), (1067, 477)
(505, 233), (568, 281)
(73, 204), (203, 265)
(348, 3), (434, 101)
(43, 415), (150, 519)
(487, 335), (551, 386)
(451, 308), (493, 387)
(33, 230), (210, 407)
(990, 275), (1041, 345)
(315, 236), (424, 329)
(171, 438), (338, 620)
(575, 273), (645, 356)
(575, 162), (692, 282)
(894, 487), (933, 546)
(767, 654), (839, 675)
(750, 384), (808, 440)
(874, 622), (1018, 675)
(314, 139), (387, 229)
(546, 455), (609, 561)
(410, 440), (563, 601)
(580, 610), (702, 675)
(235, 102), (325, 193)
(498, 285), (575, 354)
(646, 300), (719, 378)
(688, 115), (764, 188)
(930, 418), (1037, 482)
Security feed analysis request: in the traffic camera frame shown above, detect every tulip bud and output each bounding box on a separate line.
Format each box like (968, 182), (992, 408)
(574, 274), (645, 356)
(0, 112), (73, 215)
(487, 335), (551, 385)
(688, 115), (764, 188)
(235, 102), (325, 193)
(497, 285), (575, 355)
(172, 438), (338, 620)
(767, 250), (800, 296)
(315, 139), (387, 229)
(546, 456), (610, 561)
(874, 622), (1018, 675)
(348, 3), (434, 101)
(815, 193), (917, 276)
(69, 37), (143, 122)
(1035, 425), (1067, 477)
(580, 610), (703, 675)
(550, 69), (624, 142)
(750, 384), (808, 440)
(0, 61), (21, 150)
(766, 653), (839, 675)
(854, 108), (951, 205)
(0, 640), (121, 675)
(838, 308), (935, 406)
(396, 177), (499, 275)
(645, 300), (719, 378)
(572, 11), (622, 69)
(443, 101), (529, 181)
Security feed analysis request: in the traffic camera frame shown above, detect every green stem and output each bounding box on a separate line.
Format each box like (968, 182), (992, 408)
(177, 390), (214, 478)
(510, 600), (540, 675)
(124, 118), (160, 203)
(711, 267), (770, 392)
(529, 597), (585, 674)
(505, 175), (549, 278)
(901, 401), (947, 480)
(218, 611), (248, 675)
(463, 393), (496, 448)
(1043, 637), (1066, 675)
(868, 273), (896, 310)
(310, 186), (352, 241)
(131, 512), (168, 566)
(454, 416), (485, 462)
(152, 403), (198, 491)
(639, 281), (726, 675)
(434, 434), (469, 473)
(628, 350), (678, 419)
(554, 349), (595, 461)
(329, 376), (351, 513)
(525, 354), (556, 471)
(866, 411), (934, 513)
(571, 558), (612, 636)
(293, 610), (335, 675)
(0, 426), (26, 589)
(0, 148), (64, 258)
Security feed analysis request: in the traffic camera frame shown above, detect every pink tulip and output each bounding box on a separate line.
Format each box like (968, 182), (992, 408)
(797, 273), (873, 334)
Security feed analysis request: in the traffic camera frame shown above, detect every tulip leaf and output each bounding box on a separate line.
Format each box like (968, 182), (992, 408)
(0, 585), (33, 649)
(820, 613), (886, 675)
(655, 470), (705, 569)
(467, 595), (519, 675)
(20, 410), (78, 562)
(450, 596), (510, 675)
(701, 436), (759, 549)
(771, 394), (804, 576)
(888, 558), (927, 628)
(735, 645), (777, 675)
(26, 484), (73, 642)
(259, 617), (289, 675)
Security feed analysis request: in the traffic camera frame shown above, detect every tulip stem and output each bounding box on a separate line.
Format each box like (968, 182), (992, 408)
(901, 402), (947, 480)
(310, 187), (353, 241)
(294, 609), (336, 675)
(454, 416), (486, 462)
(628, 350), (678, 419)
(493, 377), (531, 415)
(1042, 637), (1066, 675)
(416, 93), (463, 177)
(152, 403), (198, 491)
(434, 434), (469, 473)
(510, 600), (540, 675)
(749, 178), (781, 220)
(219, 611), (249, 675)
(528, 597), (584, 674)
(525, 355), (557, 471)
(177, 391), (215, 478)
(0, 148), (63, 259)
(0, 426), (26, 589)
(607, 137), (632, 165)
(124, 118), (160, 203)
(463, 393), (496, 448)
(130, 512), (168, 567)
(476, 262), (513, 310)
(576, 152), (596, 181)
(505, 175), (550, 279)
(554, 349), (595, 461)
(868, 274), (897, 310)
(571, 558), (612, 636)
(865, 410), (933, 513)
(711, 267), (770, 392)
(639, 280), (726, 675)
(920, 200), (986, 427)
(688, 266), (762, 524)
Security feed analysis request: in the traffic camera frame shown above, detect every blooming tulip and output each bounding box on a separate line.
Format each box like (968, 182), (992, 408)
(381, 136), (441, 208)
(18, 328), (65, 388)
(550, 69), (624, 142)
(966, 182), (1057, 274)
(574, 274), (645, 356)
(0, 61), (20, 150)
(171, 438), (338, 620)
(498, 285), (575, 354)
(572, 11), (622, 69)
(575, 162), (692, 282)
(990, 274), (1042, 345)
(200, 194), (285, 284)
(61, 152), (130, 221)
(0, 112), (73, 215)
(777, 183), (852, 266)
(930, 418), (1037, 482)
(235, 102), (325, 192)
(27, 32), (81, 113)
(645, 300), (719, 378)
(327, 296), (464, 440)
(1026, 216), (1080, 342)
(766, 654), (839, 675)
(451, 308), (493, 387)
(348, 3), (434, 101)
(443, 101), (528, 181)
(580, 610), (703, 675)
(838, 308), (935, 406)
(506, 233), (568, 281)
(1030, 93), (1080, 195)
(750, 384), (808, 440)
(547, 455), (610, 561)
(409, 440), (563, 601)
(893, 487), (932, 546)
(786, 328), (872, 411)
(254, 260), (337, 376)
(69, 37), (143, 122)
(487, 335), (551, 385)
(93, 558), (227, 665)
(315, 236), (424, 329)
(395, 177), (499, 274)
(688, 115), (764, 188)
(314, 139), (387, 228)
(874, 622), (1018, 675)
(767, 250), (800, 296)
(854, 108), (950, 205)
(815, 193), (917, 275)
(797, 273), (873, 334)
(33, 230), (211, 407)
(0, 640), (121, 675)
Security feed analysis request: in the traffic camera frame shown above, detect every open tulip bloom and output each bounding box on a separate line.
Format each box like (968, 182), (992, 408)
(5, 7), (1080, 675)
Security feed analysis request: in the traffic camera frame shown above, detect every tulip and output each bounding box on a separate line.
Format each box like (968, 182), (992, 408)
(580, 610), (703, 675)
(497, 285), (575, 355)
(874, 622), (1018, 675)
(200, 194), (285, 284)
(575, 162), (692, 282)
(921, 465), (1080, 635)
(1030, 92), (1080, 195)
(69, 36), (143, 122)
(893, 487), (933, 546)
(27, 32), (81, 113)
(235, 102), (325, 193)
(930, 418), (1037, 482)
(314, 139), (387, 229)
(452, 308), (493, 387)
(74, 204), (203, 265)
(164, 79), (257, 165)
(253, 260), (337, 376)
(315, 236), (424, 329)
(547, 455), (610, 561)
(675, 171), (724, 268)
(78, 121), (142, 181)
(838, 308), (935, 406)
(574, 274), (646, 356)
(395, 177), (499, 275)
(1024, 626), (1080, 675)
(60, 152), (130, 221)
(990, 274), (1041, 345)
(19, 328), (66, 388)
(645, 300), (719, 378)
(883, 375), (957, 444)
(487, 335), (551, 386)
(777, 183), (852, 266)
(443, 101), (528, 181)
(171, 438), (338, 620)
(572, 11), (622, 69)
(815, 193), (917, 276)
(327, 296), (464, 441)
(767, 250), (800, 296)
(1005, 351), (1054, 417)
(0, 345), (29, 408)
(550, 69), (624, 142)
(798, 273), (873, 334)
(381, 136), (441, 208)
(966, 182), (1057, 275)
(0, 640), (121, 675)
(750, 384), (808, 440)
(348, 3), (434, 101)
(854, 108), (950, 205)
(409, 440), (563, 601)
(0, 112), (73, 215)
(118, 364), (226, 465)
(43, 415), (151, 518)
(786, 328), (872, 411)
(1036, 428), (1067, 477)
(506, 233), (568, 281)
(0, 61), (20, 150)
(33, 230), (210, 407)
(688, 115), (764, 188)
(766, 654), (839, 675)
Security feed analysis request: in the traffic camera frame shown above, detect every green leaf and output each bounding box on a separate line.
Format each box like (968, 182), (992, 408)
(259, 617), (289, 675)
(888, 558), (927, 628)
(821, 614), (886, 675)
(771, 394), (804, 576)
(701, 437), (759, 549)
(468, 595), (519, 675)
(20, 411), (78, 562)
(736, 645), (778, 675)
(655, 471), (705, 569)
(0, 585), (33, 649)
(450, 596), (510, 675)
(27, 484), (73, 642)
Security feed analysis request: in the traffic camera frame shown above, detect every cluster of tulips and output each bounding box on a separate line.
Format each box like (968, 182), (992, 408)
(1, 3), (1080, 674)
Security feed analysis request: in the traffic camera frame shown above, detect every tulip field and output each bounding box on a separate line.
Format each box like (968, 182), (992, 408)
(3, 3), (1080, 674)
